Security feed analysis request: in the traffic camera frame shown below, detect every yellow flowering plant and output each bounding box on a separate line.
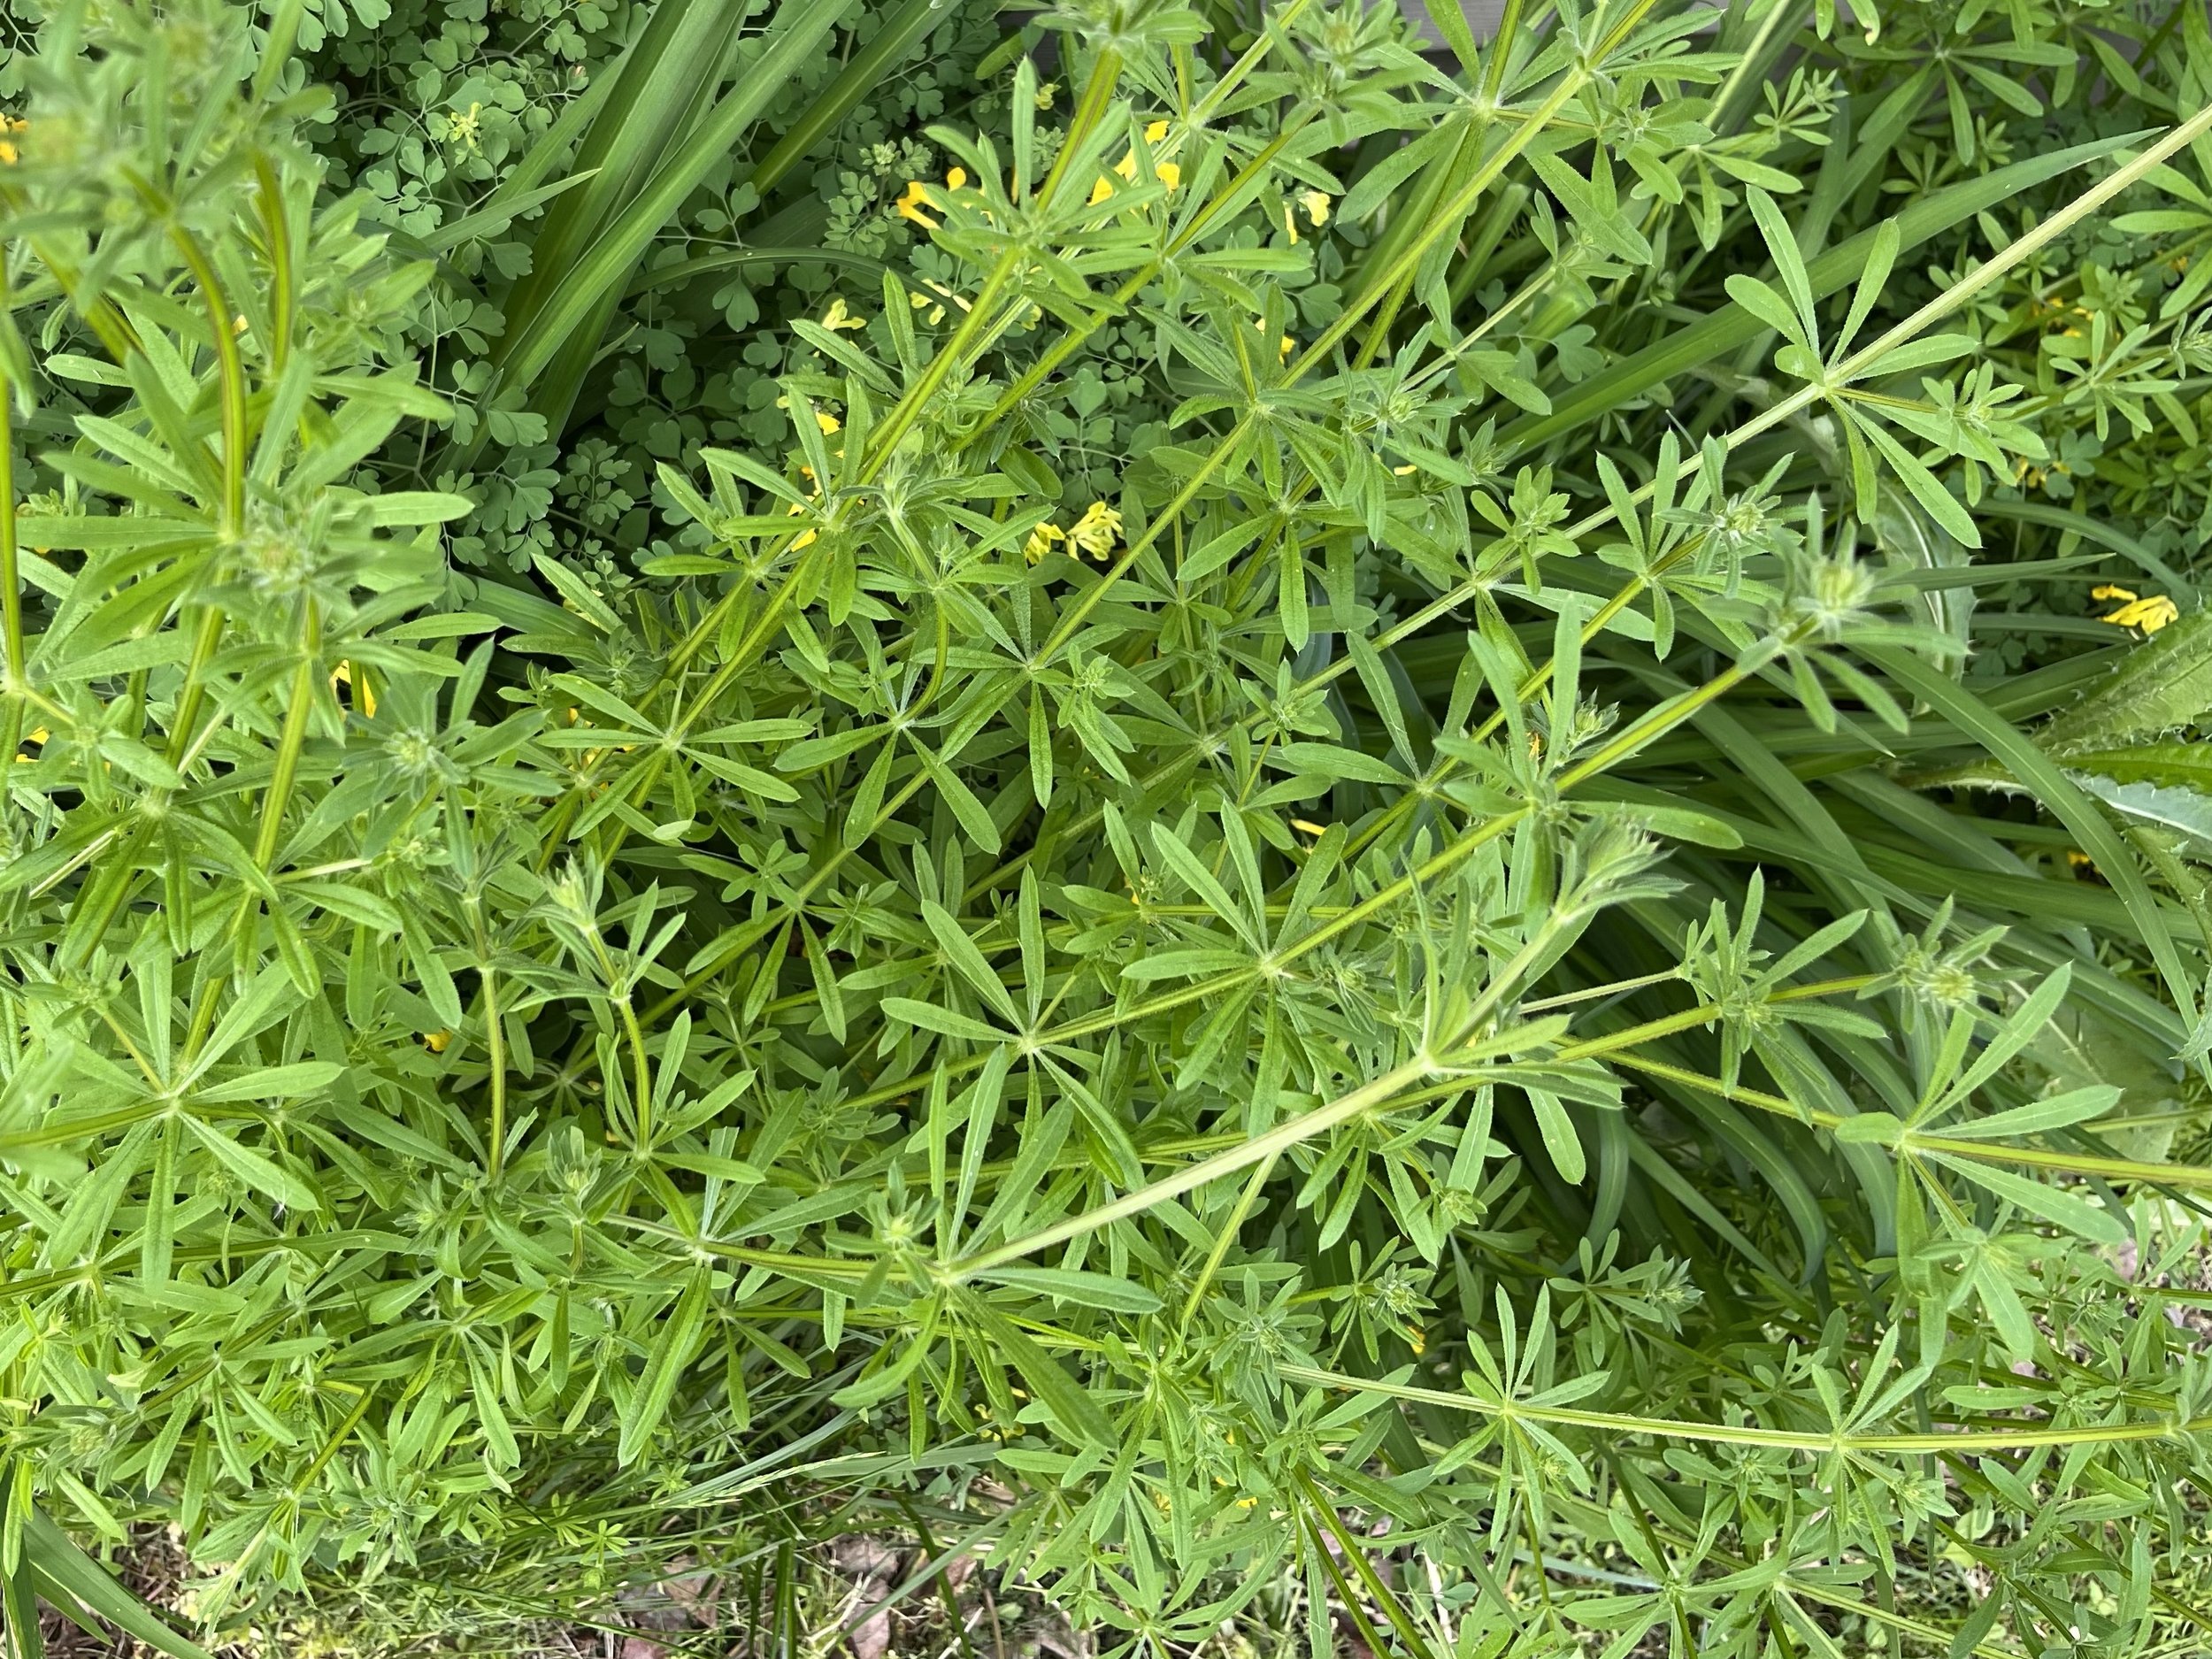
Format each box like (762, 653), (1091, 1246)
(2094, 581), (2180, 634)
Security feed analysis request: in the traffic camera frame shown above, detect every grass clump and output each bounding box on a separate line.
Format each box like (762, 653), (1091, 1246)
(6, 0), (2212, 1655)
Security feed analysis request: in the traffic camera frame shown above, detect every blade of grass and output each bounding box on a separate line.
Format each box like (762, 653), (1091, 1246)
(21, 1510), (212, 1659)
(455, 0), (859, 464)
(1496, 129), (2149, 457)
(492, 0), (749, 363)
(1868, 646), (2198, 1021)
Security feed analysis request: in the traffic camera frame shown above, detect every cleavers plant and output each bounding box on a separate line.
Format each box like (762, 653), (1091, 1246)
(5, 0), (2212, 1655)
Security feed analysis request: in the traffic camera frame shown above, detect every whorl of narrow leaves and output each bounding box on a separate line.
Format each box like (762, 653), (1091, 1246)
(3, 0), (2212, 1655)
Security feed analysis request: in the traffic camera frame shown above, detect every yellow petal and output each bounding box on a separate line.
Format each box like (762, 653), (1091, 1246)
(946, 165), (968, 188)
(1144, 119), (1170, 142)
(895, 180), (940, 228)
(2091, 583), (2138, 602)
(2101, 594), (2179, 633)
(815, 411), (841, 435)
(1065, 501), (1124, 557)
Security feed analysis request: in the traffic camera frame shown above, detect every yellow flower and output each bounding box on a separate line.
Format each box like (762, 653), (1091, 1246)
(445, 101), (483, 152)
(1067, 501), (1122, 557)
(820, 298), (865, 332)
(1090, 159), (1134, 204)
(1024, 520), (1066, 565)
(421, 1031), (451, 1055)
(1284, 203), (1298, 244)
(895, 180), (939, 228)
(1258, 319), (1293, 361)
(946, 165), (969, 189)
(786, 500), (818, 551)
(1034, 81), (1059, 111)
(1090, 125), (1179, 204)
(331, 662), (376, 718)
(14, 726), (47, 764)
(908, 279), (971, 326)
(2096, 584), (2178, 634)
(1393, 464), (1417, 476)
(1298, 188), (1332, 227)
(814, 410), (841, 435)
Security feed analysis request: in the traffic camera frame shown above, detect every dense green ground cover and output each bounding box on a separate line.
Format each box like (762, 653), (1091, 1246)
(6, 0), (2212, 1653)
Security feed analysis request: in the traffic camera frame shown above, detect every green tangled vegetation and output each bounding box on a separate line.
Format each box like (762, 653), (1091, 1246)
(7, 0), (2212, 1653)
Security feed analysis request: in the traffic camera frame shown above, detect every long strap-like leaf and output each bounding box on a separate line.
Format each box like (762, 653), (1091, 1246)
(1497, 130), (2147, 457)
(455, 0), (860, 464)
(21, 1508), (212, 1659)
